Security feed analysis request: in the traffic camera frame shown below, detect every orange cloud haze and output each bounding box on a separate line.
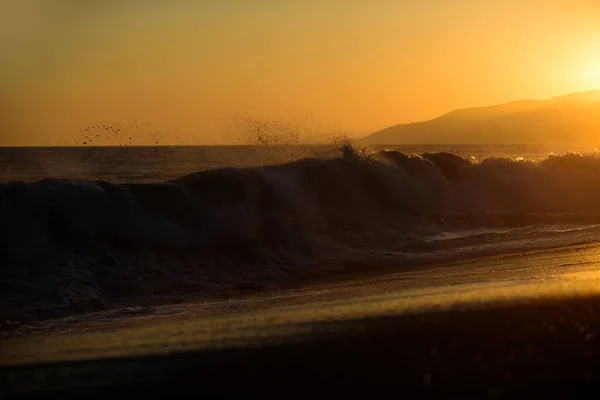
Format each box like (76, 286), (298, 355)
(1, 0), (599, 145)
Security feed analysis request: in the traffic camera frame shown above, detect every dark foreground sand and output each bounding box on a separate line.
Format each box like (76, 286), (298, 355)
(4, 243), (600, 397)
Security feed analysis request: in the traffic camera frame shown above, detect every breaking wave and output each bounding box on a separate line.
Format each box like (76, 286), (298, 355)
(3, 147), (600, 321)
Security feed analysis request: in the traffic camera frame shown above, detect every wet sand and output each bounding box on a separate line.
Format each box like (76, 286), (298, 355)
(4, 243), (600, 397)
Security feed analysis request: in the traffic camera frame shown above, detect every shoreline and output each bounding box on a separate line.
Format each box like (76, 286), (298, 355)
(4, 269), (600, 397)
(3, 241), (600, 339)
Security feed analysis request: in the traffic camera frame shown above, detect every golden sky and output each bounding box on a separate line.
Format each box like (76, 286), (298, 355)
(1, 0), (600, 146)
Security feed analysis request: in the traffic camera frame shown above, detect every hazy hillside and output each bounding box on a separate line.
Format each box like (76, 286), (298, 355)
(361, 90), (600, 145)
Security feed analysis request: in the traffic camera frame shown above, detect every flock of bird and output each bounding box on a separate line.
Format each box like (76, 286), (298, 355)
(60, 114), (335, 147)
(62, 122), (186, 146)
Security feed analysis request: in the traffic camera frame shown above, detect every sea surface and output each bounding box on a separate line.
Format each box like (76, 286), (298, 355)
(3, 143), (600, 323)
(0, 143), (595, 183)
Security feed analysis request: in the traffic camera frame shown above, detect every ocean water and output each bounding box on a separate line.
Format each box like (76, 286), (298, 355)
(3, 143), (600, 322)
(0, 143), (593, 183)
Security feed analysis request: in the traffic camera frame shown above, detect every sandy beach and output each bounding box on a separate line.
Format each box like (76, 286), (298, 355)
(4, 243), (600, 396)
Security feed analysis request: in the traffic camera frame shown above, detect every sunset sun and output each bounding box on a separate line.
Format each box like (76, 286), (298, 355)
(592, 65), (600, 88)
(579, 58), (600, 89)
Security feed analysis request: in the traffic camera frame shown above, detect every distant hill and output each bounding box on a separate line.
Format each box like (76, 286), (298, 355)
(361, 89), (600, 145)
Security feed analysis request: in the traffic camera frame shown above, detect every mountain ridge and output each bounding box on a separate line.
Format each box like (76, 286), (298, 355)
(361, 89), (600, 145)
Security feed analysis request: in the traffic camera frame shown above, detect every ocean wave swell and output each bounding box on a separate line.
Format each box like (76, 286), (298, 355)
(3, 147), (600, 321)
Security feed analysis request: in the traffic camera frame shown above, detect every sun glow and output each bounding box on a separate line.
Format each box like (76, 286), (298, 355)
(578, 58), (600, 89)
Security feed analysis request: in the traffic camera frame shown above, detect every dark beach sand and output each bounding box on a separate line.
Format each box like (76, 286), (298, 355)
(4, 243), (600, 397)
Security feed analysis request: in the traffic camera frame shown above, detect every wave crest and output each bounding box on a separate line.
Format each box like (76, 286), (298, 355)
(3, 149), (600, 321)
